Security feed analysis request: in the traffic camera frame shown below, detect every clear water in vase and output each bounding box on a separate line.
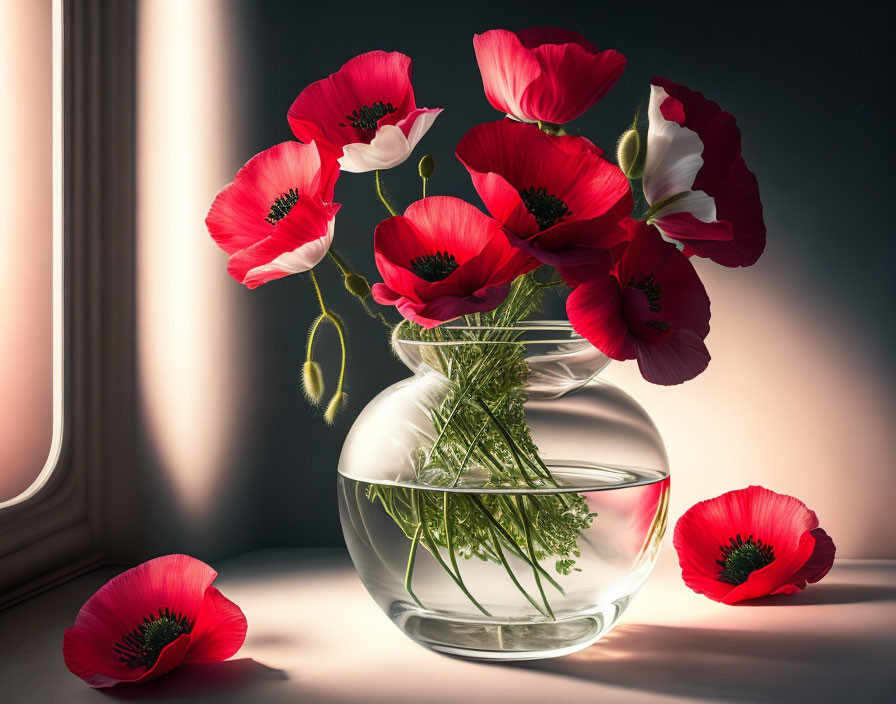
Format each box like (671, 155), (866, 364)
(339, 465), (669, 660)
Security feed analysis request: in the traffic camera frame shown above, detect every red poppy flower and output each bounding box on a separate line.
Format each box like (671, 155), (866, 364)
(287, 51), (442, 173)
(473, 27), (625, 125)
(63, 554), (247, 688)
(673, 486), (836, 604)
(565, 220), (711, 385)
(456, 119), (632, 268)
(371, 196), (534, 328)
(206, 141), (341, 289)
(642, 78), (765, 267)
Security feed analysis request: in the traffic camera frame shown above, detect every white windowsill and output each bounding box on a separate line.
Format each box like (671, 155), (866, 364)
(2, 548), (894, 703)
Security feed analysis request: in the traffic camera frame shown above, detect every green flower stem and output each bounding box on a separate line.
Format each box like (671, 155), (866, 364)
(375, 170), (397, 216)
(308, 269), (347, 399)
(518, 496), (555, 620)
(418, 493), (492, 616)
(468, 495), (565, 595)
(404, 522), (425, 609)
(443, 493), (467, 596)
(450, 418), (490, 488)
(488, 524), (548, 618)
(475, 399), (541, 488)
(326, 250), (391, 327)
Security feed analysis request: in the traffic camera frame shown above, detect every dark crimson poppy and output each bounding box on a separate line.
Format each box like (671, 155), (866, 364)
(371, 196), (535, 327)
(456, 119), (632, 268)
(206, 141), (340, 288)
(63, 555), (247, 687)
(673, 486), (836, 604)
(642, 78), (765, 267)
(473, 27), (625, 125)
(288, 51), (441, 173)
(565, 220), (711, 385)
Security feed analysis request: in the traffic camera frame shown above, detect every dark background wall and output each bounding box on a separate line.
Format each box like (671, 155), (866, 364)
(127, 0), (896, 561)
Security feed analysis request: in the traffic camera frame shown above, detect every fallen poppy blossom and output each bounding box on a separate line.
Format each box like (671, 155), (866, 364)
(63, 554), (247, 687)
(673, 486), (836, 604)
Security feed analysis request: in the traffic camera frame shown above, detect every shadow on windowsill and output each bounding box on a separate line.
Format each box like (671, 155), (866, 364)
(738, 582), (896, 606)
(99, 659), (287, 700)
(503, 622), (893, 702)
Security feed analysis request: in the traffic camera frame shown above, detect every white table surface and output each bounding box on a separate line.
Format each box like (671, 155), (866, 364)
(1, 547), (894, 703)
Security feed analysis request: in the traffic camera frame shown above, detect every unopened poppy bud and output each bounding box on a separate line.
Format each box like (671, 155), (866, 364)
(324, 390), (347, 425)
(418, 154), (435, 179)
(617, 127), (645, 179)
(344, 272), (371, 299)
(302, 360), (324, 403)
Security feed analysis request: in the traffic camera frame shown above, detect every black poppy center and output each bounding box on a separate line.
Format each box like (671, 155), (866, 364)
(411, 251), (459, 282)
(716, 534), (776, 585)
(518, 186), (572, 230)
(338, 101), (396, 131)
(266, 188), (300, 225)
(114, 609), (193, 669)
(630, 274), (664, 312)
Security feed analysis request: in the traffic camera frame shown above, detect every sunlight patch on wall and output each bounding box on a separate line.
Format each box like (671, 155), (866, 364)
(137, 0), (246, 518)
(602, 262), (896, 558)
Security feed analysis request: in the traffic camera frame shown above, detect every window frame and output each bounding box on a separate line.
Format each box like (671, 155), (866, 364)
(0, 0), (137, 608)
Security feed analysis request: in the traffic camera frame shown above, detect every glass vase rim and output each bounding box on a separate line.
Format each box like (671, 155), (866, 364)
(393, 319), (587, 348)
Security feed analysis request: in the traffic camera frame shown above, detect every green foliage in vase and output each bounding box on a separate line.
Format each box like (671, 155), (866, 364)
(367, 273), (595, 618)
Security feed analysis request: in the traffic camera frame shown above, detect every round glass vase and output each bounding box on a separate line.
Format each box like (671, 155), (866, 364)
(337, 321), (669, 660)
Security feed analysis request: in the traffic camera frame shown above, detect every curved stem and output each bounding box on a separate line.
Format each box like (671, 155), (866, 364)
(308, 268), (347, 396)
(306, 314), (326, 365)
(375, 170), (397, 216)
(308, 268), (328, 314)
(326, 250), (349, 275)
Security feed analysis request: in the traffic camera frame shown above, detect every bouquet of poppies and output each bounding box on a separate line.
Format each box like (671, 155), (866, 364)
(206, 27), (767, 615)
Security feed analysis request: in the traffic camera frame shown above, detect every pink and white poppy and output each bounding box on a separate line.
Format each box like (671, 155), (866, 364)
(206, 141), (341, 289)
(674, 486), (836, 604)
(288, 51), (442, 173)
(642, 78), (766, 267)
(473, 27), (625, 125)
(63, 555), (247, 687)
(566, 220), (712, 385)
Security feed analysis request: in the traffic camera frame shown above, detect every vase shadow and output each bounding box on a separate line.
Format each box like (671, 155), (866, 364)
(739, 583), (896, 606)
(100, 658), (287, 700)
(504, 623), (893, 702)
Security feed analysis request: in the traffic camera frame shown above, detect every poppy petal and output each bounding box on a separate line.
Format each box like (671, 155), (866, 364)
(636, 329), (710, 385)
(227, 199), (337, 288)
(787, 527), (836, 586)
(566, 276), (637, 361)
(643, 84), (705, 205)
(521, 37), (625, 125)
(185, 587), (248, 664)
(473, 30), (541, 122)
